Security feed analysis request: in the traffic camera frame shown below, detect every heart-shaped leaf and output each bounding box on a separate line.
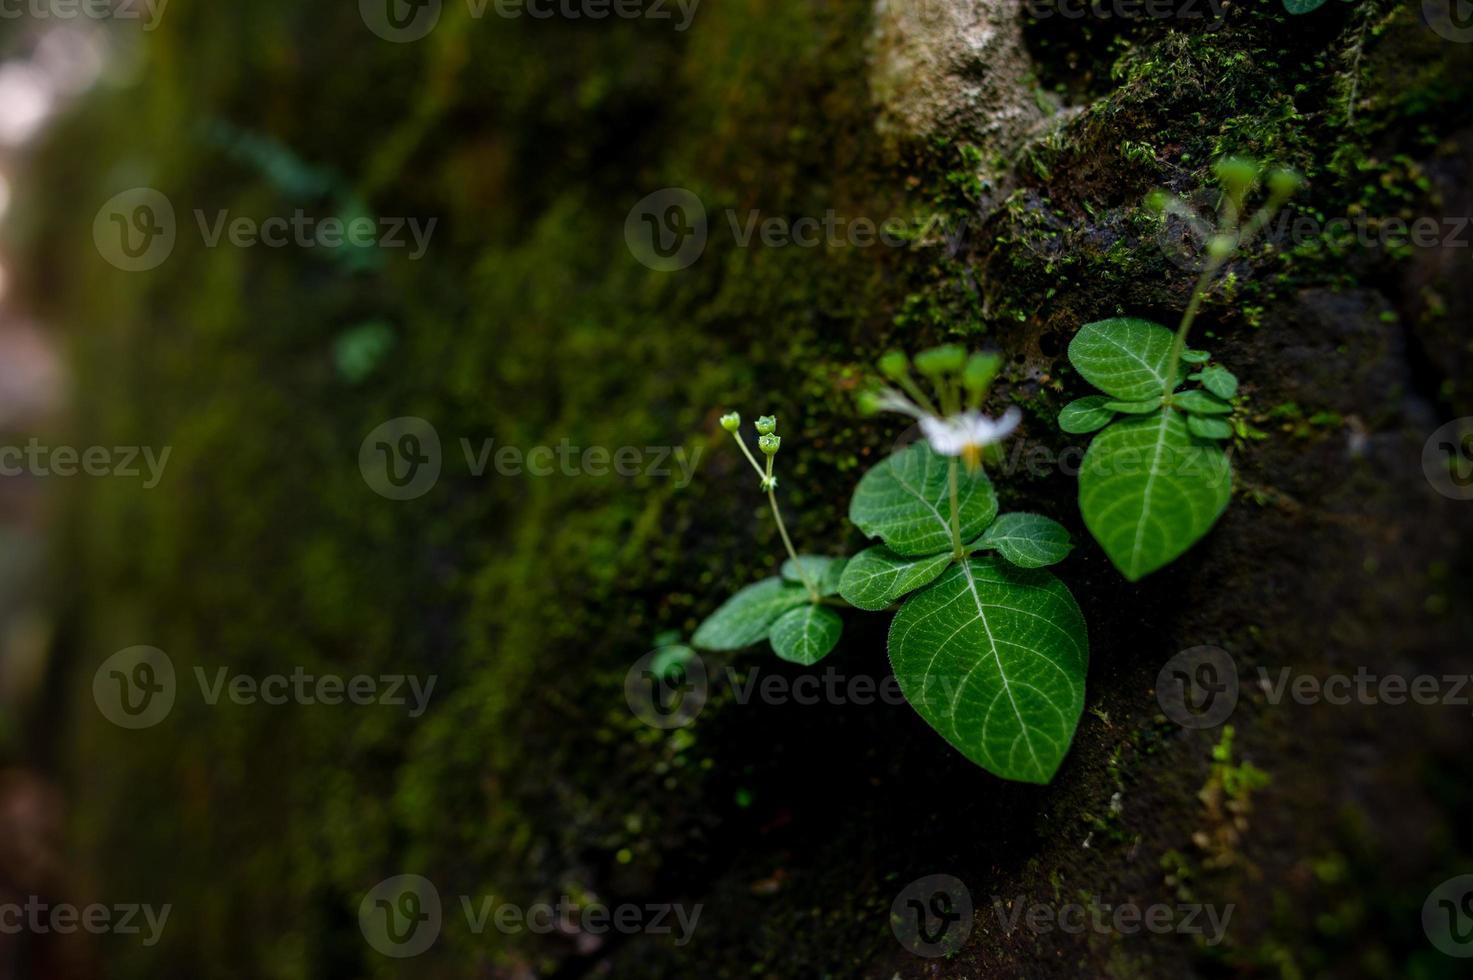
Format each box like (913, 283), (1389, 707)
(1068, 318), (1178, 401)
(1187, 414), (1233, 440)
(1079, 409), (1232, 581)
(692, 577), (810, 650)
(1173, 389), (1232, 415)
(1059, 396), (1116, 434)
(1194, 365), (1239, 399)
(837, 547), (952, 611)
(974, 513), (1073, 568)
(849, 442), (998, 557)
(888, 557), (1089, 784)
(782, 556), (847, 596)
(1180, 349), (1212, 365)
(1283, 0), (1327, 12)
(769, 605), (843, 665)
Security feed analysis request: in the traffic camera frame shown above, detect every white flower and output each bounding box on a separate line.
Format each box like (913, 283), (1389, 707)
(919, 408), (1022, 467)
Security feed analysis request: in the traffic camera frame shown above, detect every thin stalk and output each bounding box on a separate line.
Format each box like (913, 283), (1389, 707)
(948, 457), (964, 560)
(1164, 186), (1291, 398)
(730, 432), (767, 482)
(768, 486), (819, 601)
(1162, 254), (1225, 400)
(893, 371), (940, 418)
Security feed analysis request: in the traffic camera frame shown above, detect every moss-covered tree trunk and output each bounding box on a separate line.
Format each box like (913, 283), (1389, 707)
(16, 0), (1473, 976)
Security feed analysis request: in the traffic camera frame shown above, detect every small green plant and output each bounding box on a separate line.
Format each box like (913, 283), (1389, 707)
(692, 348), (1089, 784)
(1060, 157), (1301, 581)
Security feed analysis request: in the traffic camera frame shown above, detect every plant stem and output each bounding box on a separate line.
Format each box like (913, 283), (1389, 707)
(768, 487), (818, 600)
(1163, 185), (1291, 399)
(948, 457), (964, 560)
(730, 431), (768, 482)
(1162, 255), (1224, 400)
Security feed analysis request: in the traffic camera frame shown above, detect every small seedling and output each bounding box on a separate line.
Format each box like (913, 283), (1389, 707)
(691, 347), (1090, 784)
(1061, 157), (1301, 580)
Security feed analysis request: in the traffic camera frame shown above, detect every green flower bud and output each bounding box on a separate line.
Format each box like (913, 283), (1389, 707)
(758, 434), (781, 456)
(856, 389), (884, 416)
(755, 415), (777, 435)
(1207, 234), (1236, 260)
(963, 352), (1002, 393)
(878, 351), (909, 380)
(1214, 156), (1260, 196)
(914, 344), (966, 377)
(720, 412), (741, 432)
(1267, 168), (1303, 198)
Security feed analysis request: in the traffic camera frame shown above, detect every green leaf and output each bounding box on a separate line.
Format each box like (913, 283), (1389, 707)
(769, 606), (843, 665)
(648, 644), (696, 680)
(837, 547), (952, 611)
(782, 556), (847, 596)
(692, 577), (810, 650)
(1180, 349), (1212, 365)
(1103, 397), (1163, 415)
(1068, 318), (1178, 400)
(889, 557), (1089, 784)
(975, 513), (1073, 568)
(1187, 415), (1233, 440)
(1079, 409), (1232, 581)
(1283, 0), (1328, 12)
(849, 442), (998, 557)
(1173, 389), (1233, 415)
(1058, 395), (1116, 435)
(1195, 365), (1239, 399)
